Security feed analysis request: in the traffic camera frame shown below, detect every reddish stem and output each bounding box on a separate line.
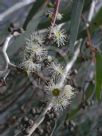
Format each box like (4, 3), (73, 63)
(81, 15), (96, 63)
(49, 0), (61, 38)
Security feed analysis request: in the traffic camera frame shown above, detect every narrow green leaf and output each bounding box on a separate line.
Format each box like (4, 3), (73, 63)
(96, 52), (102, 101)
(90, 7), (102, 33)
(66, 107), (80, 120)
(23, 0), (48, 30)
(51, 109), (68, 136)
(85, 83), (95, 100)
(83, 0), (91, 11)
(69, 0), (84, 52)
(9, 0), (48, 56)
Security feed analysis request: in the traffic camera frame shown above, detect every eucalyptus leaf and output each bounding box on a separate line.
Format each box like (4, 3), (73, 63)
(7, 1), (48, 57)
(90, 7), (102, 33)
(96, 52), (102, 101)
(69, 0), (84, 53)
(23, 0), (48, 30)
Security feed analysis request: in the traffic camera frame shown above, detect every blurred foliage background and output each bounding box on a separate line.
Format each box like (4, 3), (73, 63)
(0, 0), (102, 136)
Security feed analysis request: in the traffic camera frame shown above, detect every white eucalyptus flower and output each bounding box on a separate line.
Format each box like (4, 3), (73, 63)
(25, 44), (47, 59)
(46, 10), (63, 20)
(50, 25), (67, 47)
(56, 12), (63, 20)
(25, 32), (47, 61)
(20, 60), (41, 73)
(51, 61), (64, 75)
(26, 32), (44, 46)
(47, 55), (53, 62)
(45, 81), (74, 111)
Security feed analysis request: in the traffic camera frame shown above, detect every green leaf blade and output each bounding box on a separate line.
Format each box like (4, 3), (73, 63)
(69, 0), (84, 52)
(96, 52), (102, 101)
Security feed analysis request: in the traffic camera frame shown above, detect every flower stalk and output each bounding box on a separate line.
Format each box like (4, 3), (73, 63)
(49, 0), (61, 38)
(25, 44), (81, 136)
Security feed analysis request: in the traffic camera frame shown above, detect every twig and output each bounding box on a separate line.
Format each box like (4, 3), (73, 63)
(0, 34), (13, 79)
(86, 0), (97, 28)
(86, 27), (96, 62)
(26, 102), (53, 136)
(51, 0), (61, 28)
(58, 40), (81, 88)
(81, 14), (96, 62)
(50, 120), (57, 136)
(49, 0), (61, 38)
(0, 30), (22, 83)
(85, 0), (97, 62)
(0, 0), (36, 22)
(81, 0), (97, 62)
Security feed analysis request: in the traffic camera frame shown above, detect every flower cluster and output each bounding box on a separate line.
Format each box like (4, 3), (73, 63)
(20, 32), (47, 74)
(51, 61), (63, 75)
(20, 60), (41, 73)
(49, 25), (67, 47)
(25, 32), (47, 60)
(21, 29), (74, 111)
(45, 80), (74, 111)
(46, 10), (63, 20)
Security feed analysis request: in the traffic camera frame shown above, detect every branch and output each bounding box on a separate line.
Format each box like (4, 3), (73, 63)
(49, 0), (61, 38)
(58, 40), (81, 88)
(26, 102), (52, 136)
(0, 34), (13, 79)
(0, 28), (22, 83)
(86, 0), (97, 27)
(82, 13), (97, 62)
(0, 0), (36, 22)
(51, 0), (61, 28)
